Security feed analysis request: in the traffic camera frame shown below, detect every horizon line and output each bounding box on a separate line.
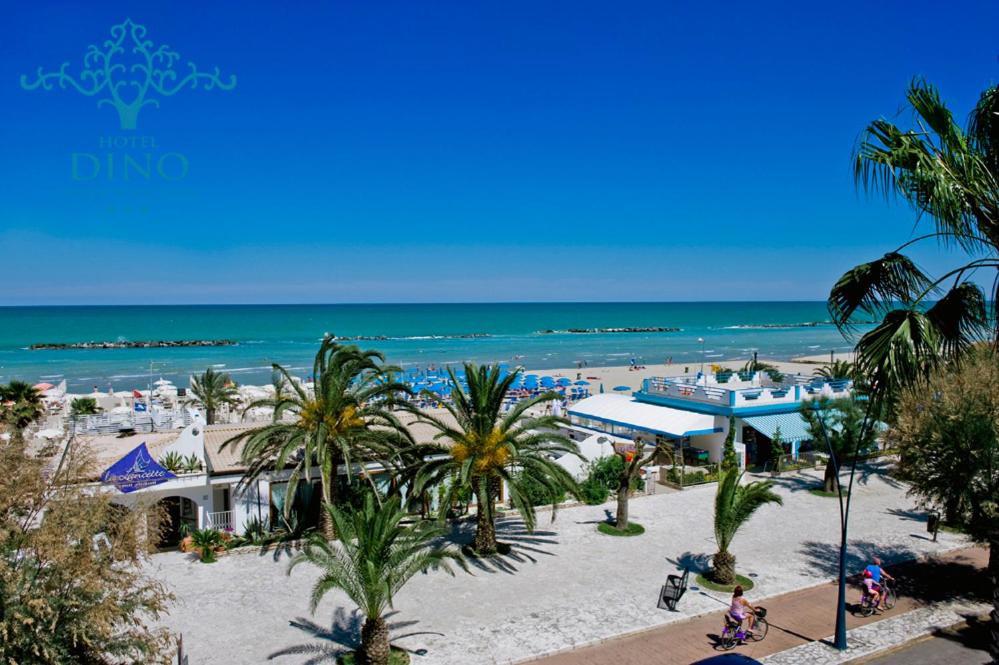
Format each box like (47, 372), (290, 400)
(0, 299), (835, 308)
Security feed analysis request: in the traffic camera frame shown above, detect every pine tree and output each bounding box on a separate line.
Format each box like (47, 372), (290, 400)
(721, 415), (738, 472)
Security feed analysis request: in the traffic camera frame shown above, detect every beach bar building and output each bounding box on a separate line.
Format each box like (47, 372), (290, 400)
(568, 371), (855, 470)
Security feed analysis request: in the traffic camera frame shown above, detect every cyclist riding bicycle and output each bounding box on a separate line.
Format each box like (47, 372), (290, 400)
(864, 557), (894, 603)
(728, 585), (757, 636)
(861, 569), (881, 608)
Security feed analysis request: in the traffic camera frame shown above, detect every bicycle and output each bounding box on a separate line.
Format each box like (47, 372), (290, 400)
(859, 579), (897, 617)
(719, 607), (768, 650)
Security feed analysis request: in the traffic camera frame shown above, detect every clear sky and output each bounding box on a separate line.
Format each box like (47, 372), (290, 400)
(1, 1), (996, 305)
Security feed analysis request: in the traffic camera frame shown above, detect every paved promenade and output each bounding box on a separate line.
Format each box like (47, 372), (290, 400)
(525, 546), (988, 665)
(153, 464), (972, 664)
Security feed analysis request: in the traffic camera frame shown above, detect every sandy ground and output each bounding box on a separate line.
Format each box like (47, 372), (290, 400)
(152, 464), (965, 665)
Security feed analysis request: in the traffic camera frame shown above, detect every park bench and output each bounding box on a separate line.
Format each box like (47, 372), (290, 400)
(659, 567), (690, 611)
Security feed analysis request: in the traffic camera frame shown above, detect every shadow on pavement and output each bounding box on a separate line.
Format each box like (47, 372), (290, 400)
(269, 608), (441, 663)
(798, 539), (918, 578)
(444, 517), (559, 575)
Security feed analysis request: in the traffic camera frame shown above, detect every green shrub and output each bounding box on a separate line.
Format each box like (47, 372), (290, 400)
(588, 455), (644, 493)
(515, 472), (566, 507)
(578, 476), (609, 504)
(183, 453), (203, 473)
(666, 467), (718, 485)
(159, 451), (184, 472)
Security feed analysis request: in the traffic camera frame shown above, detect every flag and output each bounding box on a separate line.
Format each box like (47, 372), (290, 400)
(101, 442), (175, 493)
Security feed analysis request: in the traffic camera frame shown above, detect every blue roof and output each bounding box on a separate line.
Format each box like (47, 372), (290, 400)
(741, 412), (818, 442)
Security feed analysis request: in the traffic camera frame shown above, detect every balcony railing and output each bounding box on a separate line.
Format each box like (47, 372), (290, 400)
(206, 510), (233, 532)
(642, 376), (853, 408)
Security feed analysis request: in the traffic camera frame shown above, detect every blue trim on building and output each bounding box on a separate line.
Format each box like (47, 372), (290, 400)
(634, 391), (807, 417)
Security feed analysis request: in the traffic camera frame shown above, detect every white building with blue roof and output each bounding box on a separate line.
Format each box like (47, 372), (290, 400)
(568, 371), (855, 469)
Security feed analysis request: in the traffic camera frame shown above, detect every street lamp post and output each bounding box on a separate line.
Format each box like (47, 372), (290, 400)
(697, 337), (705, 378)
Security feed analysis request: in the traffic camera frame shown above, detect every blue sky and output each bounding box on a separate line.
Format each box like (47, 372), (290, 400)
(1, 0), (996, 304)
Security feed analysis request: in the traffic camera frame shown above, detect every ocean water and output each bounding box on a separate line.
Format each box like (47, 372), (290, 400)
(0, 303), (866, 390)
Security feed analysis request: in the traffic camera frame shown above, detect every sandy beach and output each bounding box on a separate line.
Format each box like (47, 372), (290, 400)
(522, 355), (842, 395)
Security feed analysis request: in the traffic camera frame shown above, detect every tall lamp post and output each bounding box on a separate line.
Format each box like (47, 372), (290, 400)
(697, 337), (705, 378)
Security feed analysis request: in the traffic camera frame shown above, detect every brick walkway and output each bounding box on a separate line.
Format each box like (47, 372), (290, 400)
(522, 546), (988, 665)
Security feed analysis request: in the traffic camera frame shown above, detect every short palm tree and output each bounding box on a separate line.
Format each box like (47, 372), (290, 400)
(828, 79), (998, 404)
(411, 364), (579, 555)
(186, 367), (239, 425)
(0, 380), (45, 443)
(70, 396), (100, 417)
(223, 337), (412, 539)
(813, 360), (855, 381)
(288, 494), (460, 665)
(712, 468), (783, 585)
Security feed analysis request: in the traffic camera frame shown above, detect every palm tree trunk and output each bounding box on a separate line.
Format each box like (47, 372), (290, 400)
(713, 549), (736, 585)
(320, 471), (336, 541)
(473, 480), (497, 554)
(615, 473), (630, 529)
(205, 406), (215, 425)
(989, 540), (999, 662)
(359, 615), (390, 665)
(824, 458), (840, 493)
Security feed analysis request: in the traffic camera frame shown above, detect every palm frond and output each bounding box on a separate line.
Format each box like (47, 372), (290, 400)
(828, 252), (931, 329)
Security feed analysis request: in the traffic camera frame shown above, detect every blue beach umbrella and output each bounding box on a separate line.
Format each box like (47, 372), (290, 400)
(613, 385), (631, 392)
(556, 377), (572, 386)
(574, 380), (590, 386)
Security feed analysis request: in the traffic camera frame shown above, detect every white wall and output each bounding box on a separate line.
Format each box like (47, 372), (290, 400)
(160, 412), (205, 463)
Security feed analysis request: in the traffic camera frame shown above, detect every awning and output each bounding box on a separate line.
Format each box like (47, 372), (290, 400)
(568, 394), (719, 438)
(741, 413), (819, 442)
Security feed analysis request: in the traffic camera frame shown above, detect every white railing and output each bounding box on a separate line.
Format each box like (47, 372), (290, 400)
(206, 510), (233, 532)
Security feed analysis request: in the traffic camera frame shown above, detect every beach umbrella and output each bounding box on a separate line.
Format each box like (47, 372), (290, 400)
(556, 378), (572, 386)
(153, 377), (173, 387)
(613, 385), (631, 392)
(552, 401), (563, 417)
(574, 380), (590, 386)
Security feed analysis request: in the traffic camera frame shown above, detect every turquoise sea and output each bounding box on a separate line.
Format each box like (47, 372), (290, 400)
(0, 303), (867, 390)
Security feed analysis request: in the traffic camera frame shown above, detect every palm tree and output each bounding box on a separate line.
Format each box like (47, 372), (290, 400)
(288, 494), (460, 665)
(828, 79), (998, 403)
(70, 396), (100, 417)
(711, 468), (783, 585)
(0, 380), (44, 443)
(223, 337), (412, 539)
(410, 364), (579, 555)
(813, 360), (855, 381)
(185, 367), (239, 425)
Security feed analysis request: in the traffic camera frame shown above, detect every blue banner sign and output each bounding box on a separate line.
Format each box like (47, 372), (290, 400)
(101, 442), (175, 493)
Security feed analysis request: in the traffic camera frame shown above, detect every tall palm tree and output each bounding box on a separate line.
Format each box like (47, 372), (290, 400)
(223, 337), (412, 539)
(288, 495), (460, 665)
(711, 468), (783, 585)
(411, 364), (579, 555)
(0, 380), (45, 443)
(828, 79), (998, 403)
(186, 367), (239, 425)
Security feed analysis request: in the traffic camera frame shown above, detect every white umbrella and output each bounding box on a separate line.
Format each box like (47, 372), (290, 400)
(154, 377), (174, 387)
(36, 428), (62, 439)
(552, 401), (563, 417)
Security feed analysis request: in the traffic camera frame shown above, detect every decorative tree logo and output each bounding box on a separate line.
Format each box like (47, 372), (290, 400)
(21, 18), (236, 130)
